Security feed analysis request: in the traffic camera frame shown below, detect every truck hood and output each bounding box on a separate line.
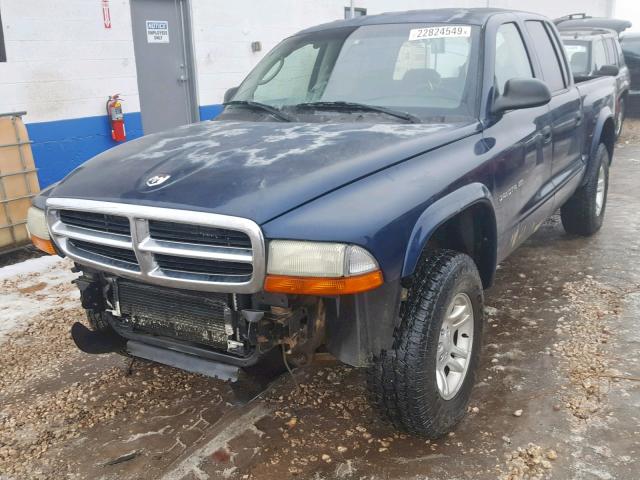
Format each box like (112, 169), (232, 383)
(50, 120), (477, 224)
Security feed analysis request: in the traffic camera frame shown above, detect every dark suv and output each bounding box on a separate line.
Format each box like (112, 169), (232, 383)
(560, 28), (630, 137)
(621, 33), (640, 106)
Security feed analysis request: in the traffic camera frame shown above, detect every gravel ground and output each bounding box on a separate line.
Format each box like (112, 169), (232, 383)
(1, 120), (639, 479)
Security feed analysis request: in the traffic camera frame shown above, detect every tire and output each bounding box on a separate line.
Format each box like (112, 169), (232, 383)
(368, 249), (484, 438)
(560, 143), (610, 236)
(615, 97), (625, 140)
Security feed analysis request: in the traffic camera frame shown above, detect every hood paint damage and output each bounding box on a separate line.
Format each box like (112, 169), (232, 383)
(50, 120), (474, 224)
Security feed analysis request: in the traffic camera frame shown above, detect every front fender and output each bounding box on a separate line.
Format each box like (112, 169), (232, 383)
(402, 182), (495, 278)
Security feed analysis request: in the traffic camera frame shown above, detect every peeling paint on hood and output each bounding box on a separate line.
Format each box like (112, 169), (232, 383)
(50, 119), (478, 224)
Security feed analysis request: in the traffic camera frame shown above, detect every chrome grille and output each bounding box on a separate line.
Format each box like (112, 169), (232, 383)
(149, 220), (252, 248)
(59, 210), (131, 236)
(46, 198), (265, 293)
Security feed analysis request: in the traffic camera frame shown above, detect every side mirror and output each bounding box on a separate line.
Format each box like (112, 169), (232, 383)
(492, 78), (552, 114)
(596, 64), (619, 76)
(223, 87), (239, 103)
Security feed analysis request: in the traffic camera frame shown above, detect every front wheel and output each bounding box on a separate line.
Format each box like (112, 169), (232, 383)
(560, 143), (610, 236)
(368, 250), (484, 438)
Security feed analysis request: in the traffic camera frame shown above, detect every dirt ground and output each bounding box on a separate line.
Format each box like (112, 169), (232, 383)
(2, 122), (640, 480)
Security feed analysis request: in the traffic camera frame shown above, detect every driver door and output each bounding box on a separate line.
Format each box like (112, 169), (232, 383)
(484, 22), (553, 259)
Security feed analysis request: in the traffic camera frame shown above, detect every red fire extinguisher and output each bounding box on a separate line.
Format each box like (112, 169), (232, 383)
(106, 94), (126, 142)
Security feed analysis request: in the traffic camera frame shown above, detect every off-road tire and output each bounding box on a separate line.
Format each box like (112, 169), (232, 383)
(560, 143), (610, 236)
(368, 249), (484, 438)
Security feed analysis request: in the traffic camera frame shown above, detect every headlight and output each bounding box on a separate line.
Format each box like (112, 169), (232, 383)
(27, 206), (50, 240)
(26, 207), (56, 255)
(265, 240), (383, 295)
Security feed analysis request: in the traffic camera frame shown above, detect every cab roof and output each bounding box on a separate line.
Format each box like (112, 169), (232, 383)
(297, 8), (545, 34)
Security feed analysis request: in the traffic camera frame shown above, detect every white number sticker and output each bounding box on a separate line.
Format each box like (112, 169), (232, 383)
(409, 25), (471, 41)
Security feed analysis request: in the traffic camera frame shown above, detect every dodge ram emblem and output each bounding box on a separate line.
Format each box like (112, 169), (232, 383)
(146, 174), (171, 187)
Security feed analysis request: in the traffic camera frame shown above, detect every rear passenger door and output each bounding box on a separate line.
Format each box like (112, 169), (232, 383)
(525, 20), (583, 183)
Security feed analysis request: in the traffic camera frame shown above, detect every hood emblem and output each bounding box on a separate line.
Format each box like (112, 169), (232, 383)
(145, 174), (171, 187)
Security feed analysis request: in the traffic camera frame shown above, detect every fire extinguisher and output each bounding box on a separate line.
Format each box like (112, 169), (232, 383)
(106, 94), (126, 142)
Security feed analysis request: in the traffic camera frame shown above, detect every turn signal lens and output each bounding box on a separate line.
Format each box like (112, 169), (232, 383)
(264, 270), (384, 295)
(31, 234), (57, 255)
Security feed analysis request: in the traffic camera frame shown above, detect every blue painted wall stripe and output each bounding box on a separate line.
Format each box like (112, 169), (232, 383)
(26, 104), (223, 189)
(199, 104), (224, 121)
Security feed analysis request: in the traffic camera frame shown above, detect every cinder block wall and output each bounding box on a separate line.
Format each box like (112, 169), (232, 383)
(0, 0), (612, 188)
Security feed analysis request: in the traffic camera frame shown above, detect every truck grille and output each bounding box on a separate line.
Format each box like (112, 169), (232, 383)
(69, 239), (139, 268)
(149, 220), (252, 248)
(155, 254), (253, 276)
(46, 199), (265, 293)
(60, 210), (131, 236)
(115, 280), (231, 349)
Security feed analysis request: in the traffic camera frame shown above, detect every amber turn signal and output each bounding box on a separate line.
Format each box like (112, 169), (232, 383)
(264, 270), (384, 295)
(31, 234), (57, 255)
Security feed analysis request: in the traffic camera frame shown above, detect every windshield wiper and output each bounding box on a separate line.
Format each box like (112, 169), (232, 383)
(223, 100), (294, 122)
(295, 101), (421, 123)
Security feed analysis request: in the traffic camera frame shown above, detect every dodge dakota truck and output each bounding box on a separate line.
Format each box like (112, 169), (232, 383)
(28, 8), (618, 437)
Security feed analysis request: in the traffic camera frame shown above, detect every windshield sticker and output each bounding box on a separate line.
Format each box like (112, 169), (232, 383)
(409, 26), (471, 41)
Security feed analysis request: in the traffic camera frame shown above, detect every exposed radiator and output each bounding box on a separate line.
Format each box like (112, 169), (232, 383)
(114, 280), (233, 350)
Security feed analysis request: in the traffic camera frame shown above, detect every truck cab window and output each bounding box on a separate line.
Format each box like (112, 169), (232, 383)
(525, 21), (566, 91)
(604, 38), (618, 66)
(593, 40), (608, 72)
(565, 43), (589, 75)
(494, 23), (533, 94)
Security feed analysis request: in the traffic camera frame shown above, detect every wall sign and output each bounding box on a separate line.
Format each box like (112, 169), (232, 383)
(146, 20), (169, 43)
(102, 0), (111, 29)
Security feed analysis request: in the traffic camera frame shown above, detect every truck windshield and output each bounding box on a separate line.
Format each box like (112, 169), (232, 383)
(230, 23), (481, 121)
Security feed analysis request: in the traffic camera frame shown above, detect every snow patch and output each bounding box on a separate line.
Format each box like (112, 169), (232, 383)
(0, 256), (79, 342)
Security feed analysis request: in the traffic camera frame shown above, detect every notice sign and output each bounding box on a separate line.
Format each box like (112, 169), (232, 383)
(146, 20), (169, 43)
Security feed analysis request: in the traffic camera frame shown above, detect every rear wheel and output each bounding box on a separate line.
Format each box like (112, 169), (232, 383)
(368, 249), (483, 438)
(615, 97), (625, 139)
(560, 143), (610, 236)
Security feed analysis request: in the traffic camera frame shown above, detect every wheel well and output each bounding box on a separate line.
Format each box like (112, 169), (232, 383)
(601, 117), (615, 161)
(421, 202), (497, 289)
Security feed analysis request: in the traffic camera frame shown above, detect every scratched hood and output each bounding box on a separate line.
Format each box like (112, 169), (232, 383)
(50, 120), (475, 224)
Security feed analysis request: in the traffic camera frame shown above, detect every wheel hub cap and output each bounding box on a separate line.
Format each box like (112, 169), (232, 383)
(436, 293), (474, 400)
(595, 164), (606, 217)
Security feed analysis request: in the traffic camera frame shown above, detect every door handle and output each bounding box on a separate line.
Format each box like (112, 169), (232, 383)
(541, 127), (552, 144)
(575, 113), (583, 126)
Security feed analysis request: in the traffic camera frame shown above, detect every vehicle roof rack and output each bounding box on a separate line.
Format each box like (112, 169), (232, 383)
(554, 13), (590, 24)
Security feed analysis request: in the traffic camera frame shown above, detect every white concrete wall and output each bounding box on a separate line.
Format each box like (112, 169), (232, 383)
(190, 0), (613, 107)
(0, 0), (614, 123)
(0, 0), (140, 123)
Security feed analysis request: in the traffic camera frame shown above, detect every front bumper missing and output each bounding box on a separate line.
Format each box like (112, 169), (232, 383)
(127, 340), (240, 382)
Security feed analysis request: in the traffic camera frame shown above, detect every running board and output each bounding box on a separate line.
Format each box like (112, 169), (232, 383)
(126, 340), (240, 382)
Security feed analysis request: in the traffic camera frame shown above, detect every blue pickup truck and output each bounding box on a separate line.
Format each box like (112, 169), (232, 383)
(28, 8), (618, 437)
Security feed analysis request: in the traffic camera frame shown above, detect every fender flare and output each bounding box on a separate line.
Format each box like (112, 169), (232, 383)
(401, 183), (497, 284)
(583, 108), (615, 186)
